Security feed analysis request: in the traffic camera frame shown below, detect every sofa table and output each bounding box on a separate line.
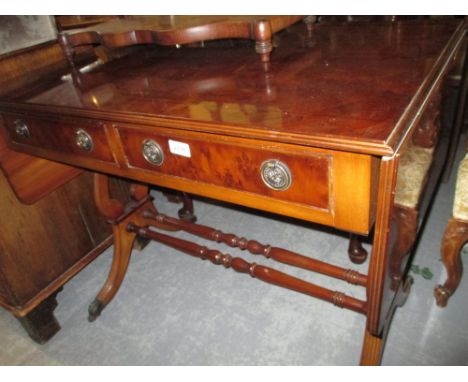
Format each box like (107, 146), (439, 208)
(0, 17), (465, 365)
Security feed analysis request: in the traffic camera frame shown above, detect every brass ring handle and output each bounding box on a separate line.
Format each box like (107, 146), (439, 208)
(260, 159), (292, 191)
(13, 119), (30, 138)
(75, 129), (94, 152)
(142, 139), (164, 166)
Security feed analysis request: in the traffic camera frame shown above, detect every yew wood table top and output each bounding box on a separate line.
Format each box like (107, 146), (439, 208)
(5, 19), (463, 156)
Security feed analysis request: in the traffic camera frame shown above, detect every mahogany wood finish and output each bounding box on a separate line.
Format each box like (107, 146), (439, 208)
(0, 40), (96, 204)
(88, 174), (161, 321)
(128, 224), (368, 315)
(412, 92), (443, 149)
(2, 22), (459, 155)
(3, 113), (117, 164)
(361, 275), (413, 365)
(389, 207), (419, 291)
(443, 37), (468, 182)
(162, 190), (197, 222)
(118, 126), (330, 209)
(0, 18), (465, 364)
(55, 16), (121, 31)
(176, 193), (196, 222)
(93, 172), (125, 218)
(0, 119), (81, 205)
(144, 212), (368, 287)
(58, 16), (304, 67)
(0, 40), (133, 343)
(434, 218), (468, 307)
(16, 289), (62, 345)
(2, 112), (377, 233)
(0, 166), (131, 341)
(348, 234), (368, 264)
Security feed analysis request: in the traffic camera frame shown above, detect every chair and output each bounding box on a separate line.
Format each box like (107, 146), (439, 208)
(434, 142), (468, 307)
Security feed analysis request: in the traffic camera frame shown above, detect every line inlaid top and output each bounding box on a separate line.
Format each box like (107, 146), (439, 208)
(1, 19), (464, 155)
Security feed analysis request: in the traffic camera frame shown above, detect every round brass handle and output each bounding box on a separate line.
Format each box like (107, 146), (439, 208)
(75, 129), (94, 152)
(13, 119), (30, 138)
(260, 159), (292, 191)
(142, 139), (164, 166)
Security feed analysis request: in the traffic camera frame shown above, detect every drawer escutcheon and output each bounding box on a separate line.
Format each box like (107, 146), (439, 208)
(14, 119), (30, 138)
(75, 129), (94, 152)
(142, 139), (164, 166)
(260, 159), (292, 191)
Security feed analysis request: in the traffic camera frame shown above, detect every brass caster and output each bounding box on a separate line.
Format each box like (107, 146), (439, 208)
(88, 299), (105, 322)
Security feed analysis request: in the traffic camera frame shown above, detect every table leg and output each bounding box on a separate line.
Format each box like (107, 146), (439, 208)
(253, 20), (273, 64)
(434, 218), (468, 307)
(16, 289), (62, 344)
(360, 275), (412, 365)
(363, 155), (401, 364)
(360, 330), (384, 365)
(389, 206), (419, 291)
(88, 175), (159, 321)
(88, 219), (136, 321)
(177, 192), (197, 222)
(58, 33), (78, 74)
(163, 190), (197, 222)
(348, 234), (368, 264)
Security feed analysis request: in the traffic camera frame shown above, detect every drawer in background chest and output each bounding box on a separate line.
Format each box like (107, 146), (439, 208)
(1, 113), (116, 164)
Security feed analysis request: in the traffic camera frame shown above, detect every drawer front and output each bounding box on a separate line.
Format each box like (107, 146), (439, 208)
(118, 127), (331, 211)
(2, 113), (116, 163)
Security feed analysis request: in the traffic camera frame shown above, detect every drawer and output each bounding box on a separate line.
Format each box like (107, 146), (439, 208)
(118, 127), (331, 211)
(2, 113), (116, 163)
(115, 125), (377, 234)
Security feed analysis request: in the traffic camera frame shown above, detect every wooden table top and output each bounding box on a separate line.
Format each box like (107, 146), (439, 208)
(1, 19), (464, 156)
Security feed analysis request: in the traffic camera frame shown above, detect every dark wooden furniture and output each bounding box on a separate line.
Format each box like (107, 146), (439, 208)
(442, 34), (468, 182)
(434, 140), (468, 307)
(58, 15), (305, 68)
(54, 16), (121, 31)
(0, 166), (129, 344)
(0, 18), (465, 364)
(0, 38), (132, 344)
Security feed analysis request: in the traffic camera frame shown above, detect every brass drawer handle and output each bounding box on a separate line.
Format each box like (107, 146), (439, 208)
(260, 160), (292, 191)
(142, 139), (164, 166)
(75, 129), (94, 152)
(13, 119), (30, 138)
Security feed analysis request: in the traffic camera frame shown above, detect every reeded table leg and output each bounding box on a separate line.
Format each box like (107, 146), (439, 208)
(360, 330), (384, 365)
(363, 155), (417, 365)
(360, 275), (412, 365)
(434, 218), (468, 307)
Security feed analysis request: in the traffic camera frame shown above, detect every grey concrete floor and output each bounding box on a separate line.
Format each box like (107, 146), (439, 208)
(1, 141), (468, 365)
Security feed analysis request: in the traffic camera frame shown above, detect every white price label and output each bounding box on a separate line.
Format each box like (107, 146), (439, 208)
(168, 139), (191, 158)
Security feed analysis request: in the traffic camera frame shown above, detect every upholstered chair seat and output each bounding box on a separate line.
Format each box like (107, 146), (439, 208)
(452, 153), (468, 221)
(394, 143), (434, 209)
